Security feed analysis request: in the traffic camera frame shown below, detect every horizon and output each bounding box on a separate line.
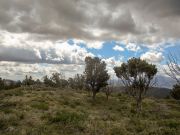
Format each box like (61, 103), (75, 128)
(0, 0), (180, 88)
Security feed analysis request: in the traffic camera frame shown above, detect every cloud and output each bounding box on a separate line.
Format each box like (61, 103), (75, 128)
(0, 31), (93, 64)
(0, 61), (85, 80)
(0, 0), (179, 46)
(126, 43), (141, 52)
(102, 57), (122, 76)
(0, 0), (179, 85)
(113, 45), (124, 51)
(70, 39), (104, 49)
(86, 41), (104, 49)
(141, 51), (164, 63)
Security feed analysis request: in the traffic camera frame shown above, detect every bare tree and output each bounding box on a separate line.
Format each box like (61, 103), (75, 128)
(68, 74), (85, 90)
(164, 53), (180, 85)
(102, 78), (115, 100)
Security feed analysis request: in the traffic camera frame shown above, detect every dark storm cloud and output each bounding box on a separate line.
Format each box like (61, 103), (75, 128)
(0, 0), (180, 41)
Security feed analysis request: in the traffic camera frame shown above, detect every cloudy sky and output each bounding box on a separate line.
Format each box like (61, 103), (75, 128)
(0, 0), (179, 87)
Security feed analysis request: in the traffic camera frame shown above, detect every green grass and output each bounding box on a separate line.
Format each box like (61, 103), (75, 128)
(0, 87), (180, 135)
(31, 101), (49, 110)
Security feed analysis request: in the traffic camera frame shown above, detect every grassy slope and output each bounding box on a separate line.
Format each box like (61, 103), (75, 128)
(0, 87), (180, 135)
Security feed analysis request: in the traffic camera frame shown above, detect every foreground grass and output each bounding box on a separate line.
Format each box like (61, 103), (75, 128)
(0, 87), (180, 135)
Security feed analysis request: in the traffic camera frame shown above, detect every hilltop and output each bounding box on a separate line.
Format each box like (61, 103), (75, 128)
(0, 87), (180, 135)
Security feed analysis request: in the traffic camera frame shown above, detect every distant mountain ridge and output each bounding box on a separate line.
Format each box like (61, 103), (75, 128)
(111, 86), (171, 99)
(146, 87), (171, 98)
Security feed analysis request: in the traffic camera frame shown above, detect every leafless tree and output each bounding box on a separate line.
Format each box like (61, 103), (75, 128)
(164, 53), (180, 85)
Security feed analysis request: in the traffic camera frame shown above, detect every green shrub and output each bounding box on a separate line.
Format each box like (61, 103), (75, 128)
(25, 125), (51, 135)
(0, 114), (19, 130)
(126, 118), (147, 133)
(49, 110), (86, 131)
(49, 111), (85, 124)
(111, 127), (127, 135)
(153, 127), (177, 135)
(31, 102), (49, 110)
(171, 84), (180, 100)
(159, 119), (180, 129)
(4, 89), (24, 96)
(0, 102), (16, 114)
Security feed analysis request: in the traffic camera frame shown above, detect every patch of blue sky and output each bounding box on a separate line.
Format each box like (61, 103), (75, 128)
(68, 39), (179, 65)
(67, 39), (74, 45)
(163, 41), (180, 64)
(85, 41), (149, 62)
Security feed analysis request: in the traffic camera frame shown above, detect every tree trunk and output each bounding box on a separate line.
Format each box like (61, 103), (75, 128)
(136, 99), (142, 113)
(92, 91), (96, 100)
(88, 89), (91, 97)
(106, 92), (109, 101)
(136, 90), (142, 113)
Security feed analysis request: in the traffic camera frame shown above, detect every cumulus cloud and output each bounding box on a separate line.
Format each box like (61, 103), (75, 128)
(69, 39), (104, 49)
(113, 45), (124, 51)
(102, 57), (122, 76)
(0, 61), (85, 80)
(126, 43), (141, 52)
(86, 41), (104, 49)
(0, 31), (93, 64)
(141, 51), (164, 63)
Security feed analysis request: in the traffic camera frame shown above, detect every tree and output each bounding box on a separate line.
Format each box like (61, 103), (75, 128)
(43, 73), (68, 88)
(60, 79), (68, 88)
(164, 53), (180, 100)
(102, 79), (114, 100)
(102, 86), (112, 101)
(68, 74), (85, 90)
(0, 77), (5, 90)
(114, 57), (157, 112)
(51, 72), (68, 88)
(22, 75), (35, 86)
(68, 77), (75, 89)
(43, 75), (54, 87)
(51, 72), (62, 87)
(171, 84), (180, 100)
(74, 74), (85, 90)
(84, 57), (110, 100)
(35, 79), (42, 85)
(164, 53), (180, 84)
(15, 80), (22, 87)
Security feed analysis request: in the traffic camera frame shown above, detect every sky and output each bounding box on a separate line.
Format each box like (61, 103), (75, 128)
(0, 0), (179, 88)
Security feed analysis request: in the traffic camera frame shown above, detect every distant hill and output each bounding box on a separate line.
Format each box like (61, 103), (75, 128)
(146, 87), (171, 98)
(111, 86), (171, 99)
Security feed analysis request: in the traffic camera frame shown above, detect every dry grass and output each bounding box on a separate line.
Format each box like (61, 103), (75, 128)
(0, 87), (180, 135)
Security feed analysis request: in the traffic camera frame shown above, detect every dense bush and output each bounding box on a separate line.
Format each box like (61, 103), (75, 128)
(68, 74), (85, 90)
(171, 84), (180, 100)
(84, 57), (110, 100)
(43, 73), (68, 88)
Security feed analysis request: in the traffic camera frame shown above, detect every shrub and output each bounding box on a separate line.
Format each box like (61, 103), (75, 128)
(31, 102), (49, 110)
(171, 84), (180, 100)
(0, 114), (19, 130)
(49, 110), (86, 131)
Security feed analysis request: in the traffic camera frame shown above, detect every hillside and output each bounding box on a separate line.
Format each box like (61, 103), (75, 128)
(0, 87), (180, 135)
(112, 86), (171, 98)
(146, 87), (171, 98)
